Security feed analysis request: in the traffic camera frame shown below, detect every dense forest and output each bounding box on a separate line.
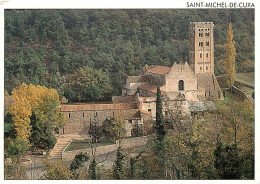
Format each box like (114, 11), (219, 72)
(4, 9), (254, 101)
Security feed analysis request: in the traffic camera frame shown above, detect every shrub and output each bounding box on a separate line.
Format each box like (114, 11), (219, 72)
(7, 137), (27, 158)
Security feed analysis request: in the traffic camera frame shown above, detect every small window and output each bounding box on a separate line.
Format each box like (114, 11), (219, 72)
(218, 91), (221, 99)
(206, 32), (210, 37)
(178, 80), (184, 91)
(199, 42), (203, 47)
(95, 112), (98, 117)
(200, 53), (202, 58)
(83, 113), (84, 118)
(113, 111), (115, 117)
(205, 92), (207, 97)
(68, 113), (70, 118)
(199, 33), (203, 37)
(206, 41), (209, 46)
(165, 111), (168, 116)
(200, 66), (202, 70)
(206, 66), (208, 70)
(148, 109), (152, 114)
(128, 120), (132, 124)
(206, 53), (209, 58)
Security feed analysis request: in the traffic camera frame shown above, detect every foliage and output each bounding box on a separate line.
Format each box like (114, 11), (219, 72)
(214, 139), (241, 179)
(29, 113), (57, 149)
(4, 113), (16, 138)
(106, 117), (126, 143)
(134, 154), (161, 179)
(155, 86), (166, 142)
(7, 137), (27, 158)
(5, 9), (254, 95)
(9, 83), (66, 147)
(154, 85), (166, 178)
(70, 152), (89, 179)
(84, 84), (102, 101)
(113, 146), (125, 179)
(101, 118), (112, 137)
(67, 66), (112, 101)
(88, 121), (103, 144)
(4, 158), (27, 180)
(89, 158), (99, 179)
(64, 88), (76, 103)
(43, 159), (72, 180)
(225, 23), (236, 87)
(9, 83), (32, 141)
(70, 152), (89, 171)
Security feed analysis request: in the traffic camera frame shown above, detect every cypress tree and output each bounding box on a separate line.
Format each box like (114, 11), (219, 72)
(214, 137), (241, 179)
(89, 158), (97, 180)
(155, 86), (166, 142)
(113, 146), (124, 179)
(225, 22), (236, 87)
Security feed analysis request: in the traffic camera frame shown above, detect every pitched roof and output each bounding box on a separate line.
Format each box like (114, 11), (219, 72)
(197, 73), (221, 91)
(127, 76), (147, 83)
(112, 95), (136, 103)
(147, 65), (170, 75)
(197, 73), (223, 98)
(60, 103), (138, 112)
(138, 83), (166, 95)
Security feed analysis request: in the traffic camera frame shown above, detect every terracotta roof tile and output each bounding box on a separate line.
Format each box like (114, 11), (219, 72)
(60, 103), (138, 112)
(138, 83), (166, 95)
(147, 65), (170, 75)
(112, 95), (136, 103)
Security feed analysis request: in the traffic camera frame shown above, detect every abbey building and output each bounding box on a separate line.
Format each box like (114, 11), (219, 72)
(60, 22), (223, 136)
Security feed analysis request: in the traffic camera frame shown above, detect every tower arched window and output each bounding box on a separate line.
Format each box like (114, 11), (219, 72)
(178, 80), (184, 91)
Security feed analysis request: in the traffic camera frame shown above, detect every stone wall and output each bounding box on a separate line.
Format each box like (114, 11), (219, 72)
(230, 85), (250, 101)
(165, 62), (198, 101)
(62, 136), (149, 161)
(62, 109), (140, 134)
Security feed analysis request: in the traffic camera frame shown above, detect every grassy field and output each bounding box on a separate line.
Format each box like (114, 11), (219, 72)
(235, 72), (254, 88)
(235, 72), (254, 98)
(65, 137), (114, 152)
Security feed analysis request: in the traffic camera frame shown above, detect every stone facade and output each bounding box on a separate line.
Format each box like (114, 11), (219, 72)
(190, 22), (214, 74)
(61, 104), (140, 135)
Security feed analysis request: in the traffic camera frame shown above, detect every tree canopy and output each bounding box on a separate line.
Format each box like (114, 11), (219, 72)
(5, 9), (254, 98)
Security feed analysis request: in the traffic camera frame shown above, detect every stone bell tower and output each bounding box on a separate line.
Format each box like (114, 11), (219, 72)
(190, 22), (214, 74)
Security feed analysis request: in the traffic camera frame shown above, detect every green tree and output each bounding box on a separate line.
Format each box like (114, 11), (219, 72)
(70, 152), (89, 179)
(64, 89), (76, 103)
(225, 23), (236, 87)
(43, 159), (72, 180)
(7, 137), (27, 158)
(89, 158), (98, 179)
(107, 117), (126, 144)
(155, 86), (166, 142)
(113, 146), (125, 179)
(29, 113), (57, 149)
(84, 84), (102, 101)
(214, 139), (241, 179)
